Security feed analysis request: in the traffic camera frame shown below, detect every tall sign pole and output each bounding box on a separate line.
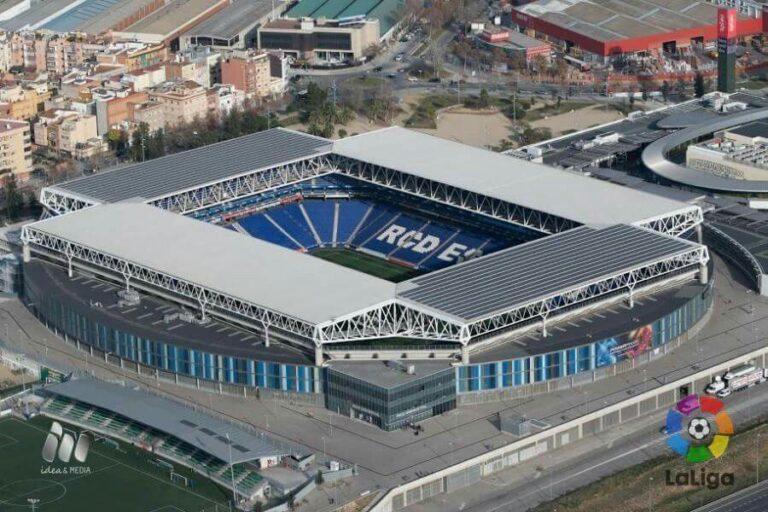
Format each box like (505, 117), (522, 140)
(717, 7), (737, 93)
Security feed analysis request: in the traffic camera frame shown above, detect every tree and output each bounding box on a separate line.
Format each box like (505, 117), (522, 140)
(660, 81), (671, 103)
(478, 88), (490, 109)
(3, 174), (23, 221)
(676, 77), (688, 100)
(316, 471), (324, 485)
(694, 72), (706, 98)
(106, 129), (129, 159)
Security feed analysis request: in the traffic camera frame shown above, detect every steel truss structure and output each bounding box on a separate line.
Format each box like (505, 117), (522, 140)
(40, 188), (98, 216)
(31, 144), (709, 349)
(459, 246), (709, 340)
(333, 155), (576, 234)
(149, 155), (336, 214)
(40, 153), (702, 239)
(23, 221), (709, 346)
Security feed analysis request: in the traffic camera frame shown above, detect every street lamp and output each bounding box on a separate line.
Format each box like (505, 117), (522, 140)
(757, 432), (763, 484)
(225, 433), (237, 510)
(647, 476), (654, 512)
(27, 498), (39, 512)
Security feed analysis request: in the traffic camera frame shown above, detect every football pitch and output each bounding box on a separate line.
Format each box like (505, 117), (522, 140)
(312, 248), (421, 282)
(0, 416), (230, 512)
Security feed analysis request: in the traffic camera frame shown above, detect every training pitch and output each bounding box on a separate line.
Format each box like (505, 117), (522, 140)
(0, 416), (230, 511)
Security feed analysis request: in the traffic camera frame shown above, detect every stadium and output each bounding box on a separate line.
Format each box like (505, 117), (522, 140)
(21, 127), (713, 430)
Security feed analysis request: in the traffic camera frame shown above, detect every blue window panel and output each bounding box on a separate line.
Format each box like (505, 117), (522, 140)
(566, 349), (577, 375)
(482, 363), (496, 390)
(268, 363), (281, 389)
(285, 365), (297, 392)
(256, 361), (266, 388)
(247, 360), (256, 387)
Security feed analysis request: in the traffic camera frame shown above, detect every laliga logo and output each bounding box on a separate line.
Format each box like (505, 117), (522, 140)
(663, 394), (735, 489)
(41, 420), (91, 463)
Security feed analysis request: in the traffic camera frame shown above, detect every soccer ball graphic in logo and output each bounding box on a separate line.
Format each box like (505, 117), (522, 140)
(687, 418), (711, 441)
(664, 394), (734, 463)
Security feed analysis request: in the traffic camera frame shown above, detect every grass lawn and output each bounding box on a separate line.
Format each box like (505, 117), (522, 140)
(0, 416), (230, 512)
(312, 248), (421, 282)
(404, 94), (457, 129)
(524, 100), (595, 122)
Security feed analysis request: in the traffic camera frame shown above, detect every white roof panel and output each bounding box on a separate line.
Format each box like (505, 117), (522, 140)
(332, 127), (693, 227)
(29, 202), (396, 324)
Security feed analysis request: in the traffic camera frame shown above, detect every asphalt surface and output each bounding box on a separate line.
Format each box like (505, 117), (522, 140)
(692, 479), (768, 512)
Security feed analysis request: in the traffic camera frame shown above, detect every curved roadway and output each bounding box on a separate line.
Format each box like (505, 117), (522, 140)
(642, 107), (768, 193)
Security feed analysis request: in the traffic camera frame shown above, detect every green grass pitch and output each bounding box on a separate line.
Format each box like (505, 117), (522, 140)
(311, 248), (422, 282)
(0, 416), (230, 512)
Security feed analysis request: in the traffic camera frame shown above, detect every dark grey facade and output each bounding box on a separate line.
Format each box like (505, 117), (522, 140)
(325, 363), (457, 431)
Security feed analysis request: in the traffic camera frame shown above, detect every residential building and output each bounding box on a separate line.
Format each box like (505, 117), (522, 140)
(207, 83), (244, 116)
(0, 85), (50, 120)
(93, 87), (148, 135)
(147, 80), (208, 127)
(33, 110), (98, 155)
(166, 47), (220, 88)
(129, 100), (165, 132)
(220, 50), (284, 98)
(0, 119), (31, 181)
(121, 64), (166, 91)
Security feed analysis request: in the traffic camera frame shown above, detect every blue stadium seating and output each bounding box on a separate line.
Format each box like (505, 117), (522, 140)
(336, 201), (370, 245)
(350, 206), (400, 247)
(389, 221), (458, 267)
(266, 204), (318, 249)
(360, 213), (429, 257)
(302, 201), (335, 244)
(231, 196), (517, 268)
(238, 214), (300, 250)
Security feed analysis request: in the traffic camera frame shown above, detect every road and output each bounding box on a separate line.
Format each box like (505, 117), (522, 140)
(414, 383), (768, 512)
(692, 479), (768, 512)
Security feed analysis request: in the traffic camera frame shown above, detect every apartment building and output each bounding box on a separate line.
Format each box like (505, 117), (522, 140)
(220, 49), (284, 98)
(147, 80), (208, 127)
(0, 119), (31, 181)
(0, 85), (50, 120)
(33, 110), (98, 155)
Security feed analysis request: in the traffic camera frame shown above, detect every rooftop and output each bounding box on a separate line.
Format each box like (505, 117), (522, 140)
(50, 128), (332, 204)
(515, 0), (738, 43)
(44, 378), (293, 463)
(327, 361), (453, 389)
(0, 0), (76, 31)
(121, 0), (227, 39)
(397, 224), (699, 322)
(40, 0), (158, 33)
(184, 0), (284, 40)
(29, 201), (397, 325)
(285, 0), (403, 34)
(334, 127), (695, 228)
(727, 120), (768, 140)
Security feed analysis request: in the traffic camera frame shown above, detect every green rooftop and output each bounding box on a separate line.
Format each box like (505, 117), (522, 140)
(285, 0), (403, 35)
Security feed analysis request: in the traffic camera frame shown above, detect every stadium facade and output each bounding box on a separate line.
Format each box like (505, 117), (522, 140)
(21, 127), (713, 430)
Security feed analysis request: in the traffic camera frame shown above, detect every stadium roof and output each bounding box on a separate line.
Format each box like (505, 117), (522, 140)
(398, 224), (698, 322)
(51, 128), (332, 204)
(184, 0), (283, 39)
(333, 127), (694, 228)
(45, 378), (291, 463)
(28, 201), (396, 325)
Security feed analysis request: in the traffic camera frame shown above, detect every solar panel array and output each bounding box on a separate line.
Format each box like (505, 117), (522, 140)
(53, 129), (332, 203)
(399, 225), (696, 321)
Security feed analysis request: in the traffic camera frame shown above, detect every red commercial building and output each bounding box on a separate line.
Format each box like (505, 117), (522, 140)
(511, 0), (763, 58)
